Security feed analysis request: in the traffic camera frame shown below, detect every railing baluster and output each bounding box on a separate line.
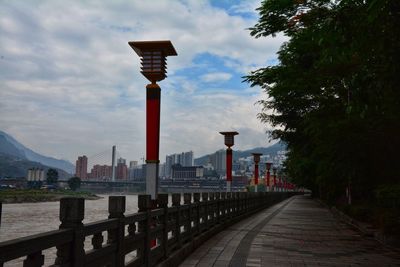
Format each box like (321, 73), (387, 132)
(157, 193), (169, 260)
(54, 197), (85, 267)
(138, 194), (151, 267)
(226, 192), (231, 219)
(193, 193), (201, 236)
(91, 232), (103, 250)
(208, 193), (214, 226)
(108, 196), (126, 267)
(220, 192), (226, 222)
(172, 193), (181, 248)
(183, 193), (192, 241)
(23, 251), (44, 267)
(215, 192), (220, 224)
(201, 193), (209, 230)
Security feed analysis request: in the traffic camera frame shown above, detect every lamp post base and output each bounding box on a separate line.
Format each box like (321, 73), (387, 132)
(146, 162), (159, 200)
(226, 181), (231, 192)
(255, 184), (258, 192)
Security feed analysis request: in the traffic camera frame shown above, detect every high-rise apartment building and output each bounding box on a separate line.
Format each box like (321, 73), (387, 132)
(116, 157), (128, 180)
(183, 151), (193, 167)
(89, 165), (112, 180)
(165, 151), (193, 177)
(75, 155), (88, 179)
(128, 164), (146, 181)
(129, 161), (138, 169)
(209, 149), (226, 175)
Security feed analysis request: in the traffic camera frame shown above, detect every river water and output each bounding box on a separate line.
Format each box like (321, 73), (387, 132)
(0, 194), (141, 266)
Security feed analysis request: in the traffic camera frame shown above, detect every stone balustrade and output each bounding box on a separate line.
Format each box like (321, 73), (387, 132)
(0, 192), (298, 267)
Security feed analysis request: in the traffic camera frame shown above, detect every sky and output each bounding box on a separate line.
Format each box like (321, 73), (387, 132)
(0, 0), (287, 164)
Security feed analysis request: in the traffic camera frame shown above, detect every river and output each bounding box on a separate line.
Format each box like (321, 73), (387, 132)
(0, 194), (141, 266)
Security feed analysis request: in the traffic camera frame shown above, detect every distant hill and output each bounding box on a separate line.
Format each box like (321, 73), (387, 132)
(0, 130), (75, 175)
(194, 142), (286, 166)
(0, 153), (70, 179)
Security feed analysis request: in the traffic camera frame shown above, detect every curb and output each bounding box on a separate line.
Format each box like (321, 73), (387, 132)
(317, 200), (400, 250)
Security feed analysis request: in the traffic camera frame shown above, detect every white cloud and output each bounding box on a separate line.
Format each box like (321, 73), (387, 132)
(0, 0), (283, 164)
(200, 72), (232, 83)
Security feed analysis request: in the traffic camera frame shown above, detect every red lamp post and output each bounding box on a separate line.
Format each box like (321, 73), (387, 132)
(252, 153), (262, 192)
(220, 131), (238, 192)
(265, 162), (272, 192)
(129, 40), (177, 200)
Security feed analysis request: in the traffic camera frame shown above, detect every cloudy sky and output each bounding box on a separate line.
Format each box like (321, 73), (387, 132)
(0, 0), (286, 164)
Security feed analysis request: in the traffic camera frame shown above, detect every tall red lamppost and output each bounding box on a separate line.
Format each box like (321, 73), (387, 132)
(252, 153), (262, 192)
(265, 162), (272, 192)
(272, 167), (277, 192)
(220, 131), (238, 192)
(129, 40), (177, 201)
(280, 170), (286, 192)
(277, 168), (282, 192)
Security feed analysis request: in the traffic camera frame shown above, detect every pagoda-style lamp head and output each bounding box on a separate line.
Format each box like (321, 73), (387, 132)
(220, 131), (239, 148)
(252, 153), (262, 164)
(266, 162), (272, 171)
(129, 40), (177, 84)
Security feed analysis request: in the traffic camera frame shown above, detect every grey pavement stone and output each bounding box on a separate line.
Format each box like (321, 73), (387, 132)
(179, 195), (400, 267)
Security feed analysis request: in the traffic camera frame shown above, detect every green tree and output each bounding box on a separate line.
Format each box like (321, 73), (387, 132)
(245, 0), (400, 204)
(46, 168), (59, 185)
(68, 176), (81, 191)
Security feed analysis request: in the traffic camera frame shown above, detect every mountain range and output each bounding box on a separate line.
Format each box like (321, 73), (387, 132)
(0, 130), (286, 179)
(194, 142), (286, 166)
(0, 130), (75, 178)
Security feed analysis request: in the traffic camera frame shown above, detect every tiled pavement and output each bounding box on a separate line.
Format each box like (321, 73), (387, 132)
(179, 195), (400, 267)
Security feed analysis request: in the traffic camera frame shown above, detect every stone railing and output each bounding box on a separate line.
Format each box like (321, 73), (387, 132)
(0, 192), (297, 267)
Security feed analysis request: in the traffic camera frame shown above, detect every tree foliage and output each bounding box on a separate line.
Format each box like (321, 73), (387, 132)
(68, 176), (81, 191)
(246, 0), (400, 203)
(46, 168), (59, 185)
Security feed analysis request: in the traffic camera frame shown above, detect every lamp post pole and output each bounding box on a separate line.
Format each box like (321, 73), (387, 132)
(220, 132), (238, 192)
(277, 169), (282, 192)
(265, 162), (272, 192)
(272, 167), (277, 192)
(252, 153), (262, 193)
(129, 40), (177, 201)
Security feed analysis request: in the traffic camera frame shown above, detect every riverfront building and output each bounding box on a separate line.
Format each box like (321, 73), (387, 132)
(75, 155), (88, 179)
(209, 149), (226, 175)
(116, 157), (128, 180)
(89, 164), (112, 180)
(171, 164), (204, 179)
(27, 168), (45, 181)
(165, 151), (194, 177)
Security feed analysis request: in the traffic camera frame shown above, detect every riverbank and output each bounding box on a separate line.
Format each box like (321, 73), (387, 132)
(0, 189), (101, 203)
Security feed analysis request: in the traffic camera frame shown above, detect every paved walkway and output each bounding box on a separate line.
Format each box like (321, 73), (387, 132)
(180, 195), (400, 267)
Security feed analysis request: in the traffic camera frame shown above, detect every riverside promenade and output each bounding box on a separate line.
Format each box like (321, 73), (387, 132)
(180, 195), (400, 267)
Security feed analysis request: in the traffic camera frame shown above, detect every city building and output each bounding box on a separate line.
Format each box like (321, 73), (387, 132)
(89, 165), (112, 180)
(165, 151), (193, 177)
(171, 164), (204, 179)
(159, 163), (165, 178)
(116, 157), (128, 180)
(27, 168), (45, 181)
(209, 149), (226, 175)
(128, 164), (146, 181)
(129, 161), (138, 169)
(75, 155), (88, 179)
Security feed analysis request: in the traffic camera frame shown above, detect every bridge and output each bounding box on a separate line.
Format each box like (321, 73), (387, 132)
(1, 192), (399, 266)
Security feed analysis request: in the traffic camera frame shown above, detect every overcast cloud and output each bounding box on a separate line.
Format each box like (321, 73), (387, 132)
(0, 0), (286, 164)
